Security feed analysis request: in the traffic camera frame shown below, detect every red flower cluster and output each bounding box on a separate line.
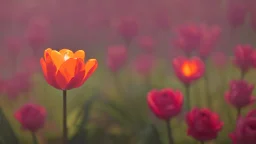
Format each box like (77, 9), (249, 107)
(173, 24), (221, 58)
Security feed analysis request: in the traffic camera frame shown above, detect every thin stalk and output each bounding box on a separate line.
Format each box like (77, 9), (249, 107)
(236, 108), (241, 120)
(184, 84), (191, 111)
(204, 73), (212, 109)
(166, 120), (174, 144)
(32, 133), (38, 144)
(63, 90), (68, 144)
(200, 141), (204, 144)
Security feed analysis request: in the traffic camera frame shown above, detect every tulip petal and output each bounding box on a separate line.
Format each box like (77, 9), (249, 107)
(82, 59), (98, 82)
(50, 50), (64, 69)
(56, 58), (84, 89)
(44, 56), (60, 89)
(44, 48), (52, 60)
(74, 50), (85, 60)
(65, 70), (86, 90)
(59, 49), (74, 59)
(40, 58), (50, 83)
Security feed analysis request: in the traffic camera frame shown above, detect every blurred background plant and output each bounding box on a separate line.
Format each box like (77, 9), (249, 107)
(0, 0), (256, 143)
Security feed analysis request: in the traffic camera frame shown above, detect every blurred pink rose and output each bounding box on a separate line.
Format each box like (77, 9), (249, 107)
(5, 36), (24, 57)
(137, 36), (155, 52)
(5, 72), (32, 99)
(225, 80), (255, 109)
(25, 18), (50, 54)
(117, 16), (138, 44)
(133, 54), (155, 76)
(15, 103), (47, 132)
(210, 52), (227, 68)
(107, 45), (128, 72)
(226, 1), (247, 28)
(173, 24), (202, 56)
(199, 25), (221, 59)
(229, 109), (256, 144)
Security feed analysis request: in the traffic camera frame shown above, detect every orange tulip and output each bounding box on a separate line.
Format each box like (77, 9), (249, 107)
(40, 48), (98, 90)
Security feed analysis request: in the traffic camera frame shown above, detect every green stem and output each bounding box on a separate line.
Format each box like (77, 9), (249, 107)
(32, 133), (38, 144)
(184, 84), (191, 111)
(166, 120), (174, 144)
(63, 90), (68, 144)
(204, 73), (212, 109)
(241, 70), (245, 80)
(236, 108), (241, 120)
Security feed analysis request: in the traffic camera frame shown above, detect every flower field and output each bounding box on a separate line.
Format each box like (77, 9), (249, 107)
(0, 0), (256, 144)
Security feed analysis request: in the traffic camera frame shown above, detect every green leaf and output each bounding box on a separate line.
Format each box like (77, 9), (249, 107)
(69, 93), (101, 144)
(0, 108), (19, 144)
(137, 124), (162, 144)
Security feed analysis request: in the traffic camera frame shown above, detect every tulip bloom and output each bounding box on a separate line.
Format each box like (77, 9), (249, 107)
(233, 45), (256, 77)
(15, 103), (47, 132)
(225, 80), (255, 109)
(147, 88), (183, 120)
(40, 48), (98, 90)
(186, 108), (223, 142)
(229, 109), (256, 144)
(172, 56), (205, 84)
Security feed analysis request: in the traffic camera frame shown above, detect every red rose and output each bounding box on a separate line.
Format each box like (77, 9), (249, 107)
(230, 109), (256, 144)
(172, 56), (205, 84)
(14, 103), (47, 132)
(147, 88), (183, 120)
(186, 108), (223, 142)
(225, 80), (255, 109)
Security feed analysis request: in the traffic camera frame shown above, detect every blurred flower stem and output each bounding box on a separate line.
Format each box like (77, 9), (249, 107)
(63, 90), (68, 144)
(204, 73), (212, 109)
(200, 141), (204, 144)
(240, 70), (245, 79)
(166, 120), (174, 144)
(236, 108), (241, 119)
(32, 133), (38, 144)
(184, 84), (191, 111)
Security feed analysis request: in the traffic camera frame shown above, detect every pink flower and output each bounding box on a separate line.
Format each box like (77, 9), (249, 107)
(137, 36), (155, 52)
(117, 16), (138, 43)
(172, 56), (205, 85)
(107, 45), (128, 72)
(173, 24), (202, 56)
(226, 1), (247, 28)
(5, 36), (23, 57)
(5, 72), (32, 99)
(25, 18), (50, 51)
(133, 54), (155, 76)
(147, 88), (183, 120)
(225, 80), (255, 109)
(233, 45), (256, 73)
(186, 108), (223, 142)
(154, 9), (172, 30)
(229, 109), (256, 144)
(15, 103), (47, 132)
(198, 25), (221, 59)
(210, 52), (227, 68)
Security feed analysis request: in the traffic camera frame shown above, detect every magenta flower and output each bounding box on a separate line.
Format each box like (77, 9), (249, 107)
(107, 45), (128, 72)
(225, 80), (255, 109)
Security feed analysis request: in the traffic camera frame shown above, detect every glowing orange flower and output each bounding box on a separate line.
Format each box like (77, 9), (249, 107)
(181, 61), (198, 77)
(40, 48), (98, 90)
(172, 56), (205, 84)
